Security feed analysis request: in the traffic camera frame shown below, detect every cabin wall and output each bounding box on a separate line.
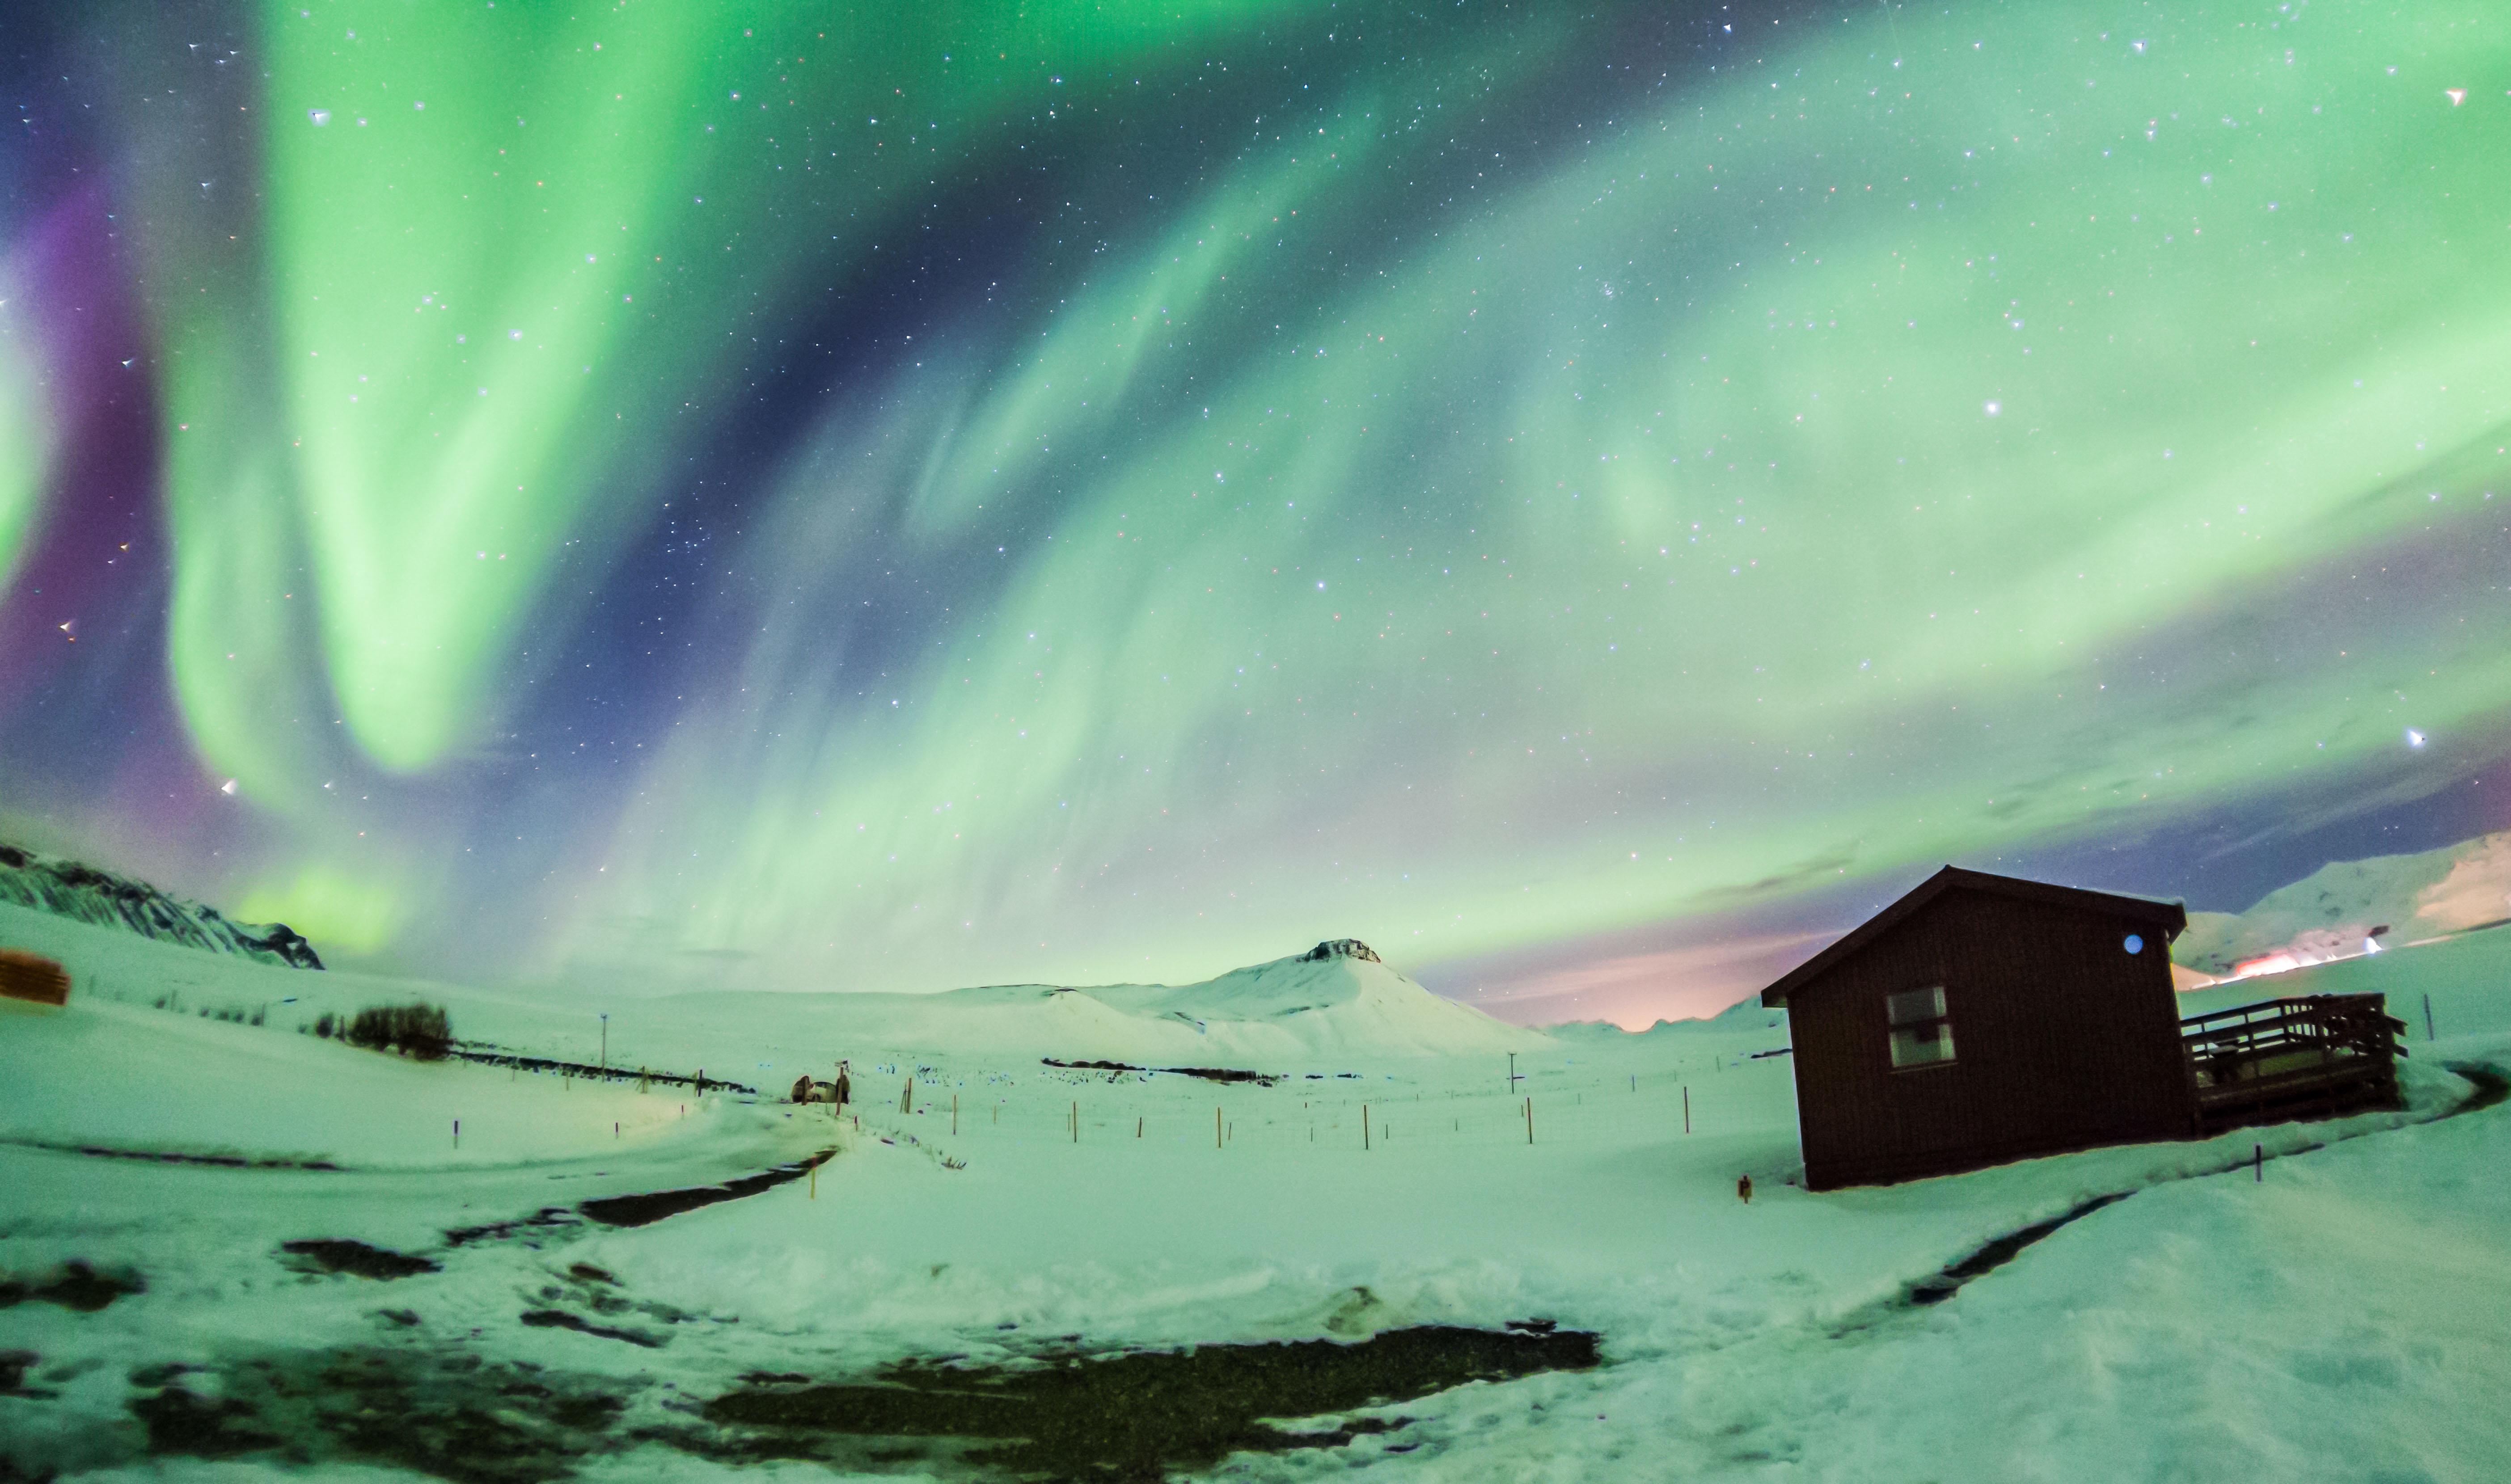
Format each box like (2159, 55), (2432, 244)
(1788, 892), (2192, 1190)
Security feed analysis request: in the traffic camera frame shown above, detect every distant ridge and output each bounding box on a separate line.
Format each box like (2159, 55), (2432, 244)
(2174, 830), (2511, 976)
(1546, 993), (1782, 1037)
(0, 843), (323, 970)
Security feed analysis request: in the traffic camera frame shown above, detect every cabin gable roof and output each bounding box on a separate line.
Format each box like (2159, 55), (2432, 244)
(1760, 866), (2187, 1008)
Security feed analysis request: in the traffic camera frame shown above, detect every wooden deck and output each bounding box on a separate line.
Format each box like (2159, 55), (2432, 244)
(2181, 992), (2407, 1134)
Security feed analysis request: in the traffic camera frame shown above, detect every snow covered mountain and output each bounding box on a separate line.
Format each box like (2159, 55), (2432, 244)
(655, 938), (1550, 1068)
(1077, 938), (1546, 1059)
(2174, 831), (2511, 977)
(0, 842), (323, 970)
(1548, 992), (1786, 1039)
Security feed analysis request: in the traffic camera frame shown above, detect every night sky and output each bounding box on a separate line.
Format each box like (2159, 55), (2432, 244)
(4, 0), (2509, 1024)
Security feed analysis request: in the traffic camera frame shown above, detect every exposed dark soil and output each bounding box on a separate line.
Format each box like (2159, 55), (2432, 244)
(444, 1046), (757, 1097)
(1908, 1193), (2132, 1305)
(4, 1138), (341, 1172)
(0, 1261), (144, 1312)
(2442, 1061), (2510, 1114)
(281, 1239), (441, 1280)
(704, 1323), (1602, 1480)
(517, 1310), (663, 1349)
(443, 1206), (581, 1248)
(577, 1147), (837, 1229)
(113, 1322), (1597, 1484)
(128, 1348), (630, 1484)
(1040, 1058), (1284, 1088)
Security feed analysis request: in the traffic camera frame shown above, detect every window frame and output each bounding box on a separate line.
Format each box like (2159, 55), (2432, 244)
(1885, 983), (1957, 1071)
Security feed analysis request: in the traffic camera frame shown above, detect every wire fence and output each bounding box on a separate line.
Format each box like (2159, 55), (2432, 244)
(831, 1052), (1798, 1166)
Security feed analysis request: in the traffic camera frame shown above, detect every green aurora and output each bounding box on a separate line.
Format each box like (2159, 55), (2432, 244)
(5, 0), (2509, 1012)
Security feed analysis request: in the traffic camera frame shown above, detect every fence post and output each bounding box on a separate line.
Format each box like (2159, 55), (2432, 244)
(1683, 1085), (1690, 1134)
(1363, 1105), (1370, 1151)
(1216, 1106), (1223, 1149)
(1525, 1097), (1534, 1145)
(2254, 1143), (2263, 1183)
(2424, 993), (2436, 1043)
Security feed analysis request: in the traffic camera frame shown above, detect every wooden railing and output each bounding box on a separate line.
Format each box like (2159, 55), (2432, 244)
(2181, 992), (2406, 1134)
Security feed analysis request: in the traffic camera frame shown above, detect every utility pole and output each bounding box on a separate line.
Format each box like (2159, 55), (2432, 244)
(1507, 1053), (1523, 1096)
(599, 1014), (608, 1070)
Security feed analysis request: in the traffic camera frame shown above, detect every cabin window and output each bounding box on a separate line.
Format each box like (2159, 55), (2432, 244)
(1886, 985), (1955, 1069)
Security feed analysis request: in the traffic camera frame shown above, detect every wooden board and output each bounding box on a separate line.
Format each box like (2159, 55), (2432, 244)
(0, 949), (70, 1007)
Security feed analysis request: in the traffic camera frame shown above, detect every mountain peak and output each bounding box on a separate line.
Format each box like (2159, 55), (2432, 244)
(1299, 938), (1381, 964)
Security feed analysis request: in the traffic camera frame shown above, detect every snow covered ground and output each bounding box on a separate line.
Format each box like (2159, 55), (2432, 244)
(4, 899), (2508, 1482)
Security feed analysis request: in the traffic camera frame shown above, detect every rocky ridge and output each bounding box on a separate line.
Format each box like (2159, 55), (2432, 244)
(0, 843), (323, 970)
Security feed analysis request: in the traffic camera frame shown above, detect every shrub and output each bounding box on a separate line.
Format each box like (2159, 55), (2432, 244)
(342, 1003), (452, 1061)
(314, 1012), (335, 1038)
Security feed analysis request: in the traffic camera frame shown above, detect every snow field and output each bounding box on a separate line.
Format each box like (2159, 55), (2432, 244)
(0, 995), (741, 1172)
(4, 901), (2511, 1480)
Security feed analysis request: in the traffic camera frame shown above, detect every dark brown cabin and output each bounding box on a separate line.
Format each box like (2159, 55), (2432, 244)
(1761, 868), (2194, 1191)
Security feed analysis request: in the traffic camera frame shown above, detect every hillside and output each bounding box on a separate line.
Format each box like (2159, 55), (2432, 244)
(0, 841), (322, 970)
(655, 939), (1551, 1070)
(2174, 831), (2511, 976)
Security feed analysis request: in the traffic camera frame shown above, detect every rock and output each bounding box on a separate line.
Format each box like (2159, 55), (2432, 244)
(1300, 939), (1381, 964)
